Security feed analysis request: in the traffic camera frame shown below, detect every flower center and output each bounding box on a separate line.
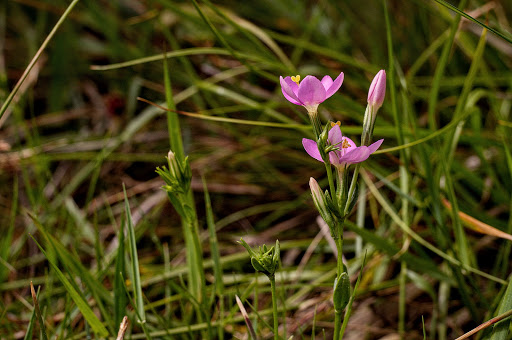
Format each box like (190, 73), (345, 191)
(342, 139), (351, 149)
(291, 75), (301, 86)
(330, 121), (341, 128)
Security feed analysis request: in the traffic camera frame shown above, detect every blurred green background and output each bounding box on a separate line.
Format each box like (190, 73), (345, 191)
(1, 0), (512, 339)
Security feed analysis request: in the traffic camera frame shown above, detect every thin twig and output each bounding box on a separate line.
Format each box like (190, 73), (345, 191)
(116, 316), (129, 340)
(455, 309), (512, 340)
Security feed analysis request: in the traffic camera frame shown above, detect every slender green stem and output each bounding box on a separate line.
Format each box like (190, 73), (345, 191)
(270, 275), (279, 340)
(189, 216), (207, 304)
(339, 254), (367, 339)
(308, 111), (322, 139)
(344, 164), (361, 215)
(399, 262), (407, 338)
(163, 53), (185, 161)
(335, 235), (344, 277)
(334, 310), (342, 340)
(333, 164), (346, 340)
(163, 54), (206, 314)
(427, 0), (468, 130)
(338, 290), (353, 339)
(325, 163), (336, 201)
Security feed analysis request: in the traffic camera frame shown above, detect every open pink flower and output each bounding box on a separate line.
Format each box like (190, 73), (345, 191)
(280, 73), (344, 112)
(302, 124), (383, 166)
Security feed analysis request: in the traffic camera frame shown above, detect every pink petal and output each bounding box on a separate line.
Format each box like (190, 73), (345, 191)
(280, 76), (302, 105)
(302, 138), (324, 163)
(283, 76), (300, 95)
(368, 139), (384, 154)
(325, 72), (344, 99)
(297, 76), (326, 106)
(321, 76), (333, 90)
(329, 151), (341, 165)
(328, 124), (342, 145)
(343, 147), (371, 164)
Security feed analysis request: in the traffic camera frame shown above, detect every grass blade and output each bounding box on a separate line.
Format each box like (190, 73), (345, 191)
(123, 184), (146, 323)
(0, 176), (17, 283)
(361, 170), (506, 285)
(432, 0), (512, 45)
(236, 295), (258, 340)
(0, 0), (81, 123)
(27, 231), (109, 336)
(162, 49), (184, 161)
(23, 296), (37, 340)
(114, 218), (128, 328)
(203, 176), (225, 339)
(30, 283), (48, 340)
(490, 276), (512, 340)
(29, 213), (114, 332)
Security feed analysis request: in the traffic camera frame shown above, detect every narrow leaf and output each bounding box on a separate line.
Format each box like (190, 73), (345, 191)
(28, 232), (109, 336)
(114, 218), (127, 328)
(442, 199), (512, 242)
(490, 277), (512, 340)
(30, 283), (48, 340)
(123, 184), (145, 323)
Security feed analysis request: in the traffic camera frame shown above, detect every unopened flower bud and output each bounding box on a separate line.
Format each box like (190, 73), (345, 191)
(310, 177), (326, 211)
(362, 70), (386, 146)
(167, 151), (178, 177)
(309, 177), (337, 235)
(238, 238), (280, 278)
(157, 149), (192, 195)
(367, 70), (386, 110)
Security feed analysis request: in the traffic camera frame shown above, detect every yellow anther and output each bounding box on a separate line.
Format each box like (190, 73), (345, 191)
(330, 121), (341, 128)
(342, 139), (351, 149)
(291, 75), (301, 86)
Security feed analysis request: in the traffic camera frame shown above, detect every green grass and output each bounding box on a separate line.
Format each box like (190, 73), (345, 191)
(1, 0), (512, 339)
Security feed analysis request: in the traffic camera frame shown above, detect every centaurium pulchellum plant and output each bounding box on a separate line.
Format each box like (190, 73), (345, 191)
(239, 238), (280, 340)
(156, 150), (206, 306)
(156, 151), (194, 218)
(280, 70), (386, 340)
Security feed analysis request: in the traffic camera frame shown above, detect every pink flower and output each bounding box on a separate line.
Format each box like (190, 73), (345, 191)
(280, 73), (344, 112)
(367, 70), (386, 110)
(303, 124), (383, 166)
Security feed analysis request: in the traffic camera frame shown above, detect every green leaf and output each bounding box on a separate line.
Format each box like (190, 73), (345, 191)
(23, 295), (37, 340)
(28, 224), (109, 336)
(114, 218), (128, 328)
(202, 177), (224, 296)
(30, 213), (114, 332)
(432, 0), (512, 45)
(490, 277), (512, 340)
(123, 184), (146, 323)
(333, 272), (350, 312)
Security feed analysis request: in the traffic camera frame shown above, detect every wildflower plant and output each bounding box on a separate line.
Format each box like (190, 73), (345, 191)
(239, 238), (281, 340)
(281, 70), (386, 339)
(156, 150), (206, 310)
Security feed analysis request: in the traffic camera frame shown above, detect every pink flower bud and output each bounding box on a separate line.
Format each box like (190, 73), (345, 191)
(367, 70), (386, 110)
